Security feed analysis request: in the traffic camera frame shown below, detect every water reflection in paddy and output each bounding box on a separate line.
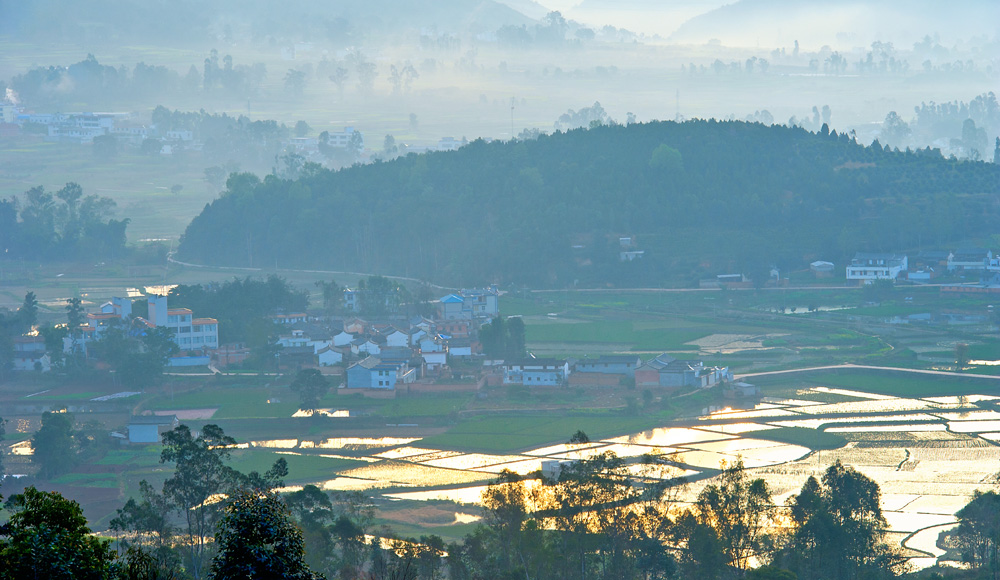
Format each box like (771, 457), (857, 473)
(275, 451), (379, 463)
(606, 427), (734, 447)
(702, 408), (800, 420)
(300, 437), (419, 449)
(882, 512), (955, 534)
(386, 481), (544, 504)
(291, 409), (350, 418)
(340, 462), (492, 488)
(904, 523), (956, 558)
(699, 422), (779, 434)
(769, 414), (940, 429)
(947, 420), (1000, 432)
(935, 410), (1000, 421)
(523, 442), (606, 456)
(810, 387), (895, 400)
(420, 454), (530, 470)
(684, 438), (787, 454)
(473, 458), (547, 475)
(825, 424), (947, 433)
(924, 395), (1000, 404)
(795, 399), (938, 415)
(252, 439), (299, 448)
(373, 447), (445, 460)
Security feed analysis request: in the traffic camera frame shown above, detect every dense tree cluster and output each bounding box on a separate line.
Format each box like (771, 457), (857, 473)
(0, 183), (128, 262)
(479, 316), (526, 360)
(152, 106), (291, 166)
(177, 120), (1000, 288)
(166, 275), (308, 345)
(7, 52), (266, 110)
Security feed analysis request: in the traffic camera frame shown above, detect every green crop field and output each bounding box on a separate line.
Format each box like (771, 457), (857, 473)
(753, 369), (1000, 398)
(225, 449), (364, 483)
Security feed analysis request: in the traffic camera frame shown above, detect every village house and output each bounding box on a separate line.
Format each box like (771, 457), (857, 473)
(574, 355), (643, 377)
(435, 319), (471, 339)
(316, 345), (346, 366)
(845, 252), (908, 284)
(419, 335), (448, 370)
(343, 318), (366, 335)
(13, 335), (50, 372)
(276, 328), (332, 353)
(635, 354), (731, 390)
(379, 327), (408, 348)
(350, 332), (385, 356)
(333, 330), (355, 347)
(503, 358), (571, 386)
(147, 295), (219, 353)
(345, 356), (414, 390)
(447, 338), (475, 358)
(438, 286), (500, 320)
(948, 248), (993, 272)
(127, 414), (179, 445)
(270, 312), (309, 325)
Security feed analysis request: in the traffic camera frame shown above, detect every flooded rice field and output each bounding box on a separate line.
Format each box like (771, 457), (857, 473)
(244, 383), (1000, 569)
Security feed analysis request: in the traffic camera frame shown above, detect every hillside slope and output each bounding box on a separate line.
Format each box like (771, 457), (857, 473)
(176, 121), (1000, 287)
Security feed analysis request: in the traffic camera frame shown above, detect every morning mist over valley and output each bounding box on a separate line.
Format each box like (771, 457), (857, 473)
(0, 1), (999, 579)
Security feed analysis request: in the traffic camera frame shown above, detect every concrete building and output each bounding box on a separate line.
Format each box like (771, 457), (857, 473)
(845, 253), (908, 284)
(147, 295), (219, 351)
(502, 358), (570, 386)
(575, 355), (642, 377)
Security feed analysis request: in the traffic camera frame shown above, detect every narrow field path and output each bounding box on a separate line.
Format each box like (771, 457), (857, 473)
(737, 363), (1000, 381)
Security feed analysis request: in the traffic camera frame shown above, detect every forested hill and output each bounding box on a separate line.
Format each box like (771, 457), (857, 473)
(176, 121), (1000, 288)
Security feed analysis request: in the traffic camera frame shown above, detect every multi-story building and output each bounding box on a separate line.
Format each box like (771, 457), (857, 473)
(147, 295), (219, 350)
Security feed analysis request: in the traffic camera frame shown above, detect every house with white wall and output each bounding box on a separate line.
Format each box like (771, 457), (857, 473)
(845, 253), (908, 284)
(147, 295), (219, 352)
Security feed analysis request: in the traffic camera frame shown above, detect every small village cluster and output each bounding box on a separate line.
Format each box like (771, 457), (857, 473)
(840, 248), (1000, 285)
(9, 284), (732, 399)
(0, 102), (468, 157)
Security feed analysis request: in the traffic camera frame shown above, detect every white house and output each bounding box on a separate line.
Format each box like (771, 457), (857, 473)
(948, 249), (992, 272)
(502, 358), (570, 386)
(333, 330), (355, 347)
(13, 336), (50, 372)
(845, 253), (908, 283)
(147, 295), (219, 352)
(325, 127), (363, 149)
(276, 329), (332, 353)
(317, 346), (344, 366)
(381, 327), (408, 348)
(438, 286), (500, 320)
(419, 335), (448, 370)
(351, 338), (381, 356)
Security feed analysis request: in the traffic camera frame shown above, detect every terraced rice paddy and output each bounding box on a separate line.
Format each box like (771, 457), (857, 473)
(242, 383), (1000, 569)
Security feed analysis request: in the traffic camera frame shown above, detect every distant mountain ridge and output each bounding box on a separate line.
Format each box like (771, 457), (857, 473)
(176, 121), (1000, 288)
(669, 0), (1000, 48)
